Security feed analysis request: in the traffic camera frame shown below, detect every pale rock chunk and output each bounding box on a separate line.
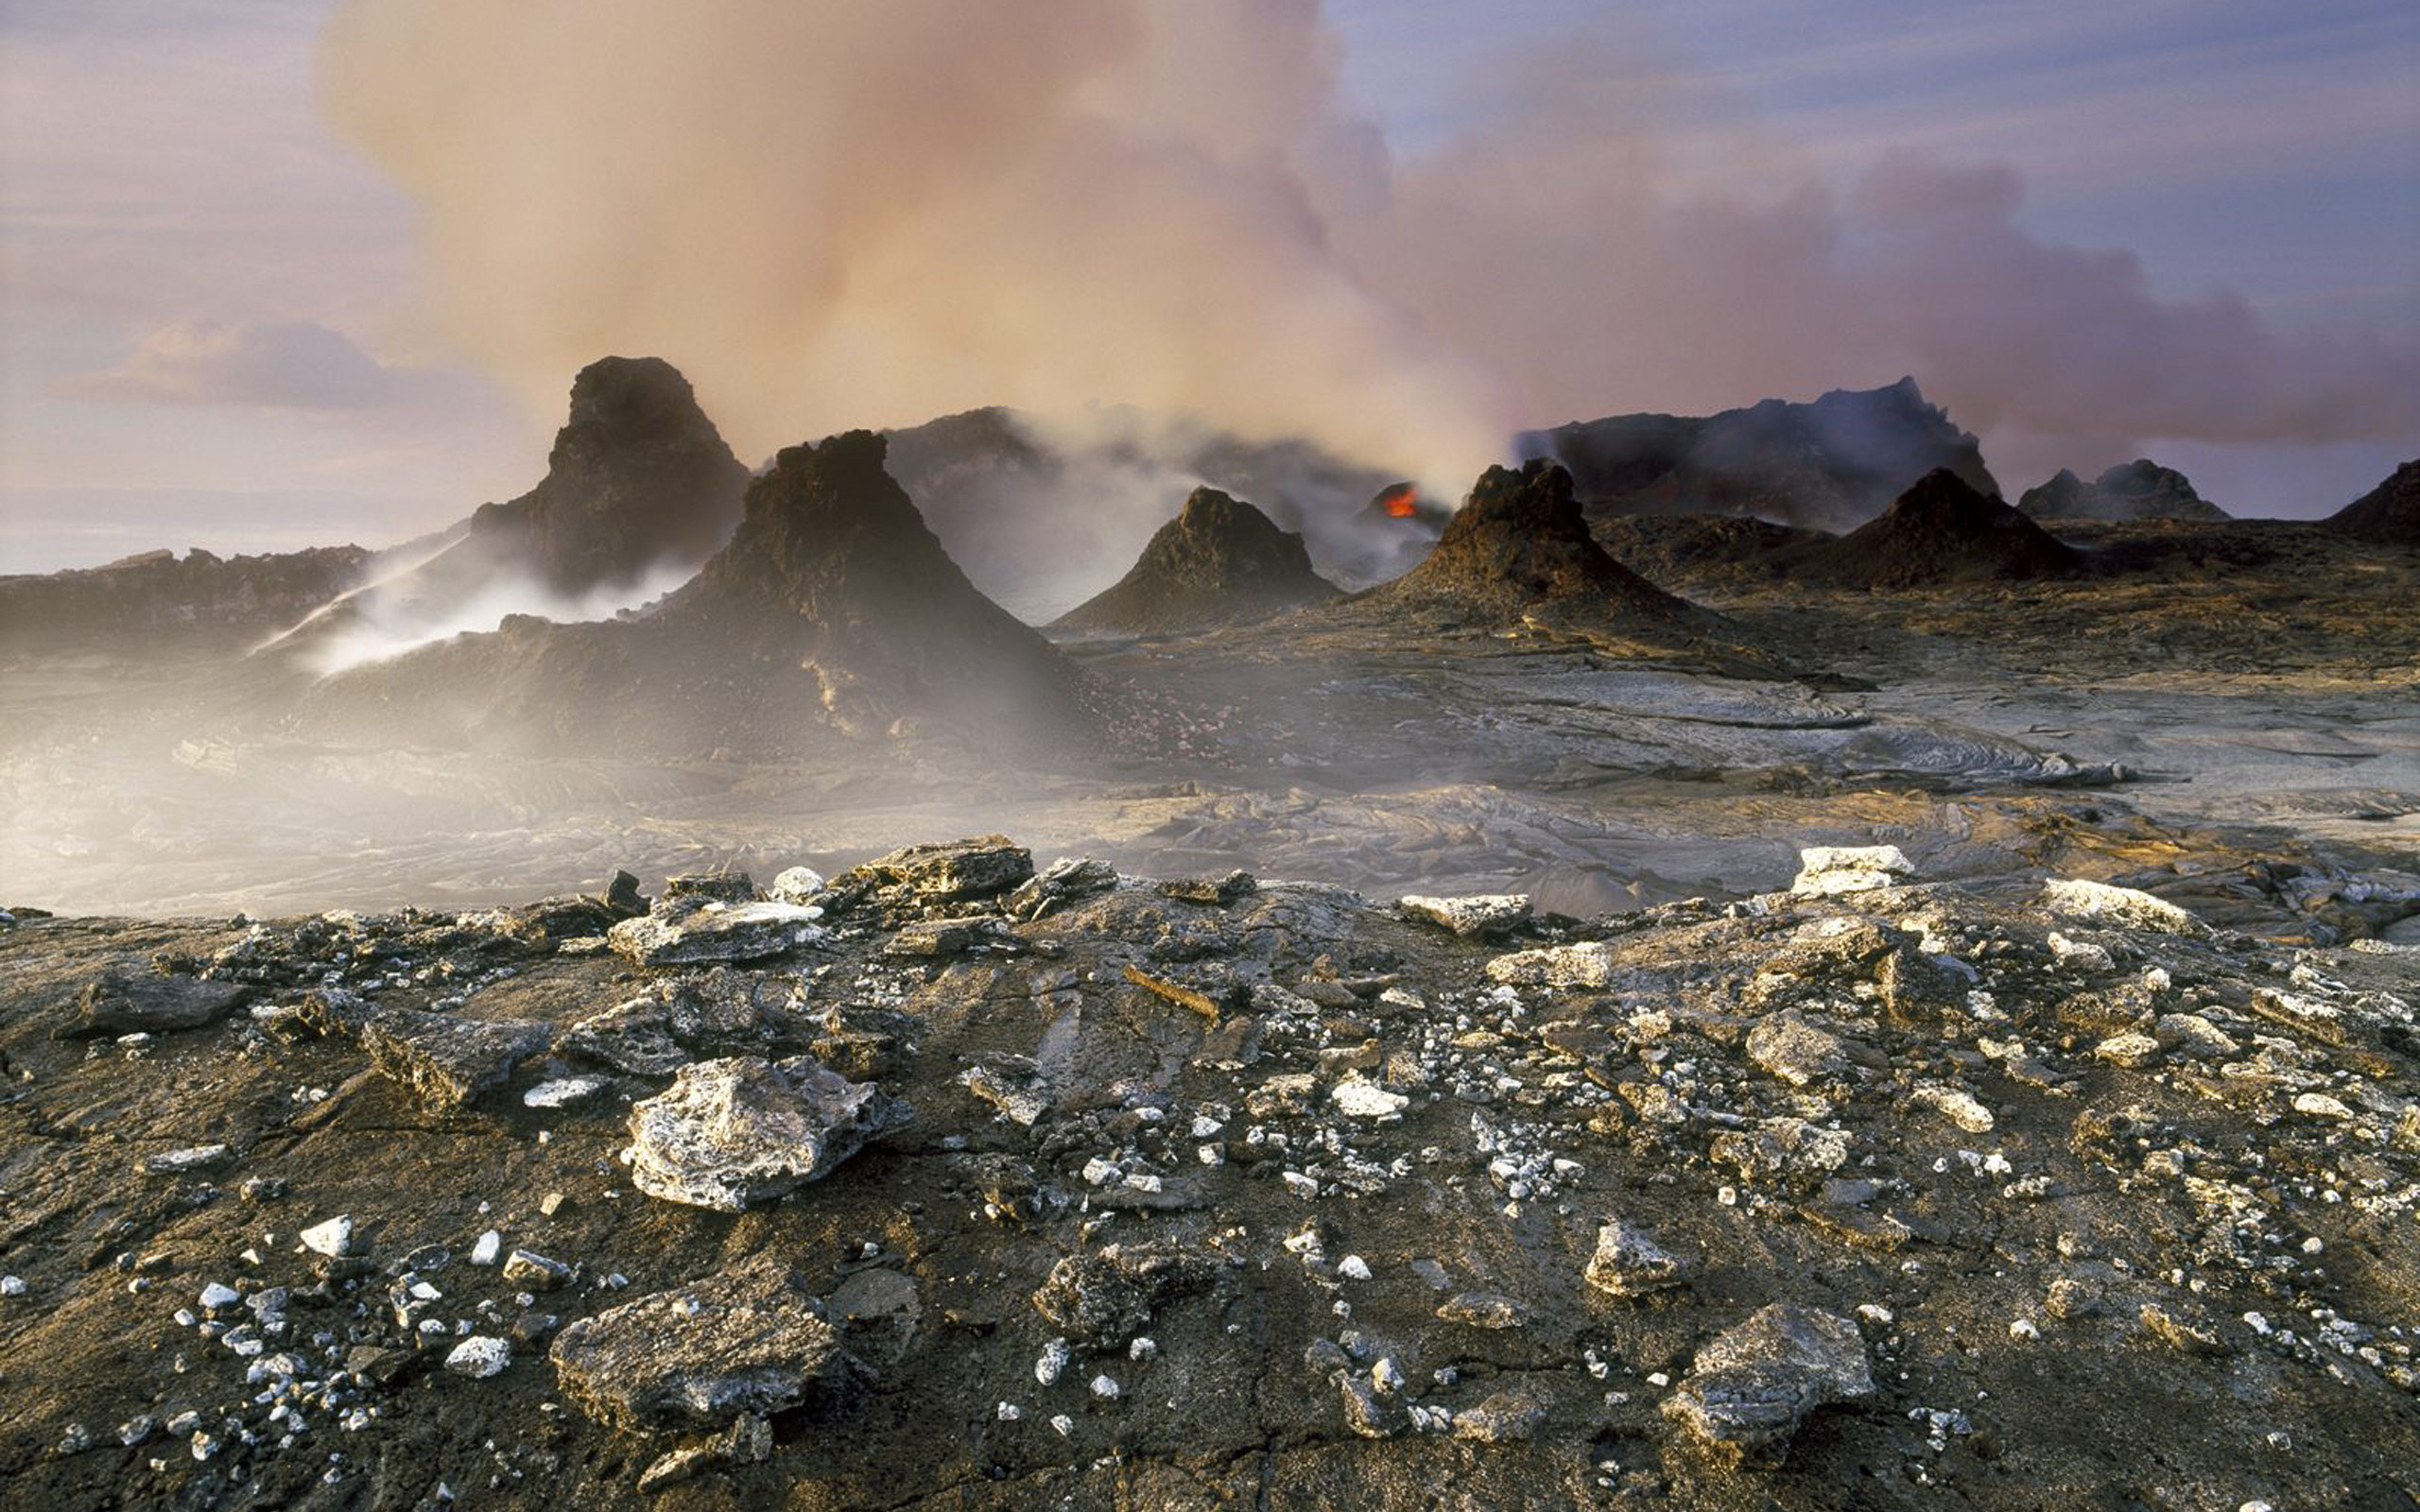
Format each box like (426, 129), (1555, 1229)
(443, 1335), (510, 1379)
(300, 1215), (354, 1258)
(623, 1055), (911, 1211)
(1397, 894), (1531, 938)
(1910, 1083), (1995, 1133)
(2041, 878), (2201, 935)
(1483, 941), (1615, 989)
(1330, 1080), (1410, 1119)
(1789, 846), (1915, 897)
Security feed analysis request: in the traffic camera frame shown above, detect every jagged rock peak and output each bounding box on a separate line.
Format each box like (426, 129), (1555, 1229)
(1804, 468), (2084, 587)
(1516, 376), (2000, 532)
(1050, 487), (1339, 635)
(1378, 459), (1689, 622)
(552, 356), (727, 466)
(2020, 458), (2226, 522)
(463, 355), (749, 594)
(683, 430), (940, 610)
(2326, 459), (2419, 545)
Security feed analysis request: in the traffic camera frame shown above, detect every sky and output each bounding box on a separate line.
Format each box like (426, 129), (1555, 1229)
(1, 0), (2414, 574)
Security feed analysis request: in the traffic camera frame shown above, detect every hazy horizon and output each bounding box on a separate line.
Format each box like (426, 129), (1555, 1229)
(3, 0), (2415, 576)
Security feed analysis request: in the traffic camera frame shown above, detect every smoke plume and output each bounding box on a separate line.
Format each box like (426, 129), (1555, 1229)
(320, 0), (2418, 507)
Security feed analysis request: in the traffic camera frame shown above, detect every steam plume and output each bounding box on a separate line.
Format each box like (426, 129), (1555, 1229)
(321, 0), (2418, 502)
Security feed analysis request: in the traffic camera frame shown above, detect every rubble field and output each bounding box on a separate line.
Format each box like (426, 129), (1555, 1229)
(3, 836), (2414, 1510)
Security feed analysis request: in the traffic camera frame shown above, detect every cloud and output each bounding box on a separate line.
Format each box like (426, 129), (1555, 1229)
(55, 318), (456, 409)
(315, 0), (2420, 499)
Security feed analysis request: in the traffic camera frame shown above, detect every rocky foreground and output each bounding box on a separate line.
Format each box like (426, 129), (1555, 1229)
(1, 840), (2415, 1510)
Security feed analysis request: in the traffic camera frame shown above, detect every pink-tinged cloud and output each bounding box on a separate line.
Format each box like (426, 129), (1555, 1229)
(56, 319), (451, 411)
(317, 0), (2418, 494)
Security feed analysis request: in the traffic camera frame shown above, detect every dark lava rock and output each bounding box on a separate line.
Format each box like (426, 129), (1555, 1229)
(1790, 468), (2085, 588)
(2326, 458), (2419, 545)
(2018, 460), (2228, 523)
(1661, 1303), (1874, 1463)
(549, 1255), (851, 1434)
(263, 357), (747, 662)
(301, 989), (551, 1108)
(1518, 377), (1999, 532)
(1049, 487), (1340, 635)
(652, 432), (1095, 738)
(1030, 1244), (1210, 1349)
(0, 545), (369, 654)
(468, 356), (749, 594)
(1363, 459), (1692, 627)
(53, 970), (251, 1040)
(622, 1054), (913, 1210)
(836, 835), (1036, 915)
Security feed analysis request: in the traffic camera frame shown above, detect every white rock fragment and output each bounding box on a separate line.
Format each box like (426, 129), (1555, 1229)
(141, 1144), (231, 1175)
(1911, 1084), (1995, 1134)
(769, 867), (827, 905)
(0, 1276), (24, 1297)
(2047, 932), (2116, 972)
(1338, 1255), (1373, 1282)
(1330, 1081), (1409, 1119)
(1397, 894), (1532, 938)
(470, 1229), (503, 1266)
(1089, 1373), (1121, 1400)
(299, 1215), (354, 1258)
(996, 1401), (1022, 1422)
(199, 1282), (240, 1311)
(623, 1055), (911, 1211)
(2042, 878), (2200, 935)
(2292, 1092), (2354, 1120)
(442, 1335), (510, 1379)
(1789, 845), (1915, 897)
(524, 1076), (611, 1109)
(1035, 1337), (1072, 1386)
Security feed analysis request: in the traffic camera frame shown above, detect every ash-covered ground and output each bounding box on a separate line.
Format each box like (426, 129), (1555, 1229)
(2, 841), (2416, 1510)
(1, 367), (2416, 1509)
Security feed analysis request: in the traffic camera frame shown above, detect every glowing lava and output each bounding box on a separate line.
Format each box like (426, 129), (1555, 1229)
(1377, 484), (1419, 519)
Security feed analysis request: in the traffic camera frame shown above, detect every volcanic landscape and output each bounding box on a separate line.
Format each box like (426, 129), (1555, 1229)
(1, 359), (2415, 1511)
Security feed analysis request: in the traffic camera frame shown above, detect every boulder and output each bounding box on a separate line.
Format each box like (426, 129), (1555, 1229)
(607, 899), (829, 968)
(1484, 941), (1616, 988)
(1583, 1218), (1693, 1297)
(2041, 878), (2201, 935)
(549, 1255), (849, 1434)
(840, 836), (1034, 911)
(1788, 845), (1914, 897)
(1397, 894), (1532, 938)
(623, 1055), (911, 1210)
(1661, 1304), (1873, 1462)
(299, 990), (551, 1108)
(55, 971), (251, 1040)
